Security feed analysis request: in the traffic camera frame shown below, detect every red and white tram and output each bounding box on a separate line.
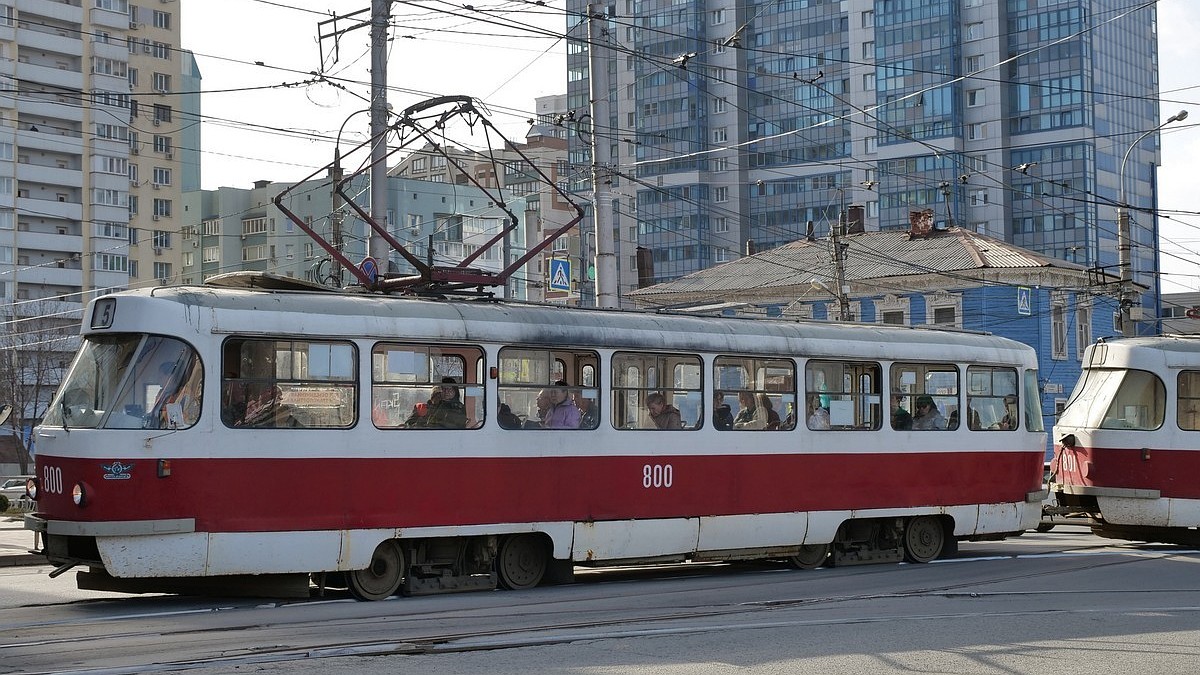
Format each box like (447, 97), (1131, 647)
(1052, 335), (1200, 545)
(26, 280), (1047, 600)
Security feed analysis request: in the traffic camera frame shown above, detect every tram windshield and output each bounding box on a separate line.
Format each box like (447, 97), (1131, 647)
(43, 334), (202, 430)
(1056, 368), (1164, 431)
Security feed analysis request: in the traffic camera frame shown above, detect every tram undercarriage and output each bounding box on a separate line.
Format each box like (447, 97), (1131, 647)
(37, 514), (994, 601)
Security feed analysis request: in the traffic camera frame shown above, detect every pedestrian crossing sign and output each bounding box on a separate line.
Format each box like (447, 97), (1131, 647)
(549, 258), (572, 292)
(1017, 286), (1032, 316)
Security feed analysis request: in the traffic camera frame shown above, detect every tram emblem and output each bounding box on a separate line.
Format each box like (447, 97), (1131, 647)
(101, 461), (134, 480)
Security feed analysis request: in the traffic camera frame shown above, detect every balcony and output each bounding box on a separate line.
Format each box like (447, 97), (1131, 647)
(9, 230), (80, 253)
(14, 61), (82, 91)
(17, 95), (84, 123)
(89, 7), (130, 30)
(15, 30), (81, 56)
(15, 162), (80, 189)
(16, 0), (84, 24)
(15, 264), (83, 289)
(16, 196), (82, 222)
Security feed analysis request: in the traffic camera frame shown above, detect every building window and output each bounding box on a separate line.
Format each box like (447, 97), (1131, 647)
(152, 230), (171, 248)
(153, 262), (172, 281)
(714, 186), (729, 202)
(152, 167), (172, 185)
(152, 9), (170, 29)
(712, 156), (728, 172)
(152, 41), (170, 59)
(712, 127), (727, 143)
(153, 72), (171, 93)
(862, 41), (874, 60)
(715, 248), (731, 263)
(966, 22), (984, 40)
(1075, 301), (1091, 361)
(1051, 295), (1067, 360)
(968, 123), (986, 140)
(711, 8), (725, 25)
(712, 97), (727, 114)
(864, 136), (878, 154)
(153, 135), (172, 153)
(152, 198), (172, 217)
(970, 189), (988, 206)
(863, 73), (875, 91)
(966, 55), (983, 72)
(714, 216), (729, 233)
(967, 89), (985, 107)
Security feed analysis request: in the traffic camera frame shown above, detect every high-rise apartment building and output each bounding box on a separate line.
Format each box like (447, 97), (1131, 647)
(0, 0), (190, 420)
(567, 0), (1165, 321)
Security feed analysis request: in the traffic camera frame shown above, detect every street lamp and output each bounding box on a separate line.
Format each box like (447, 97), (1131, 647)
(1116, 109), (1188, 337)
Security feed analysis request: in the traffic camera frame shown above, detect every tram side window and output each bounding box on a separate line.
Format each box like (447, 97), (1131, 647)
(805, 360), (881, 431)
(1179, 371), (1200, 431)
(371, 344), (484, 430)
(498, 347), (600, 430)
(612, 352), (702, 430)
(714, 356), (796, 431)
(965, 366), (1019, 430)
(222, 338), (356, 429)
(892, 363), (959, 431)
(1099, 369), (1164, 430)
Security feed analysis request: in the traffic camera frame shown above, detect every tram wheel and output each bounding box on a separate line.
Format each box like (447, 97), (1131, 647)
(787, 544), (830, 570)
(348, 540), (404, 601)
(496, 533), (549, 590)
(903, 516), (945, 563)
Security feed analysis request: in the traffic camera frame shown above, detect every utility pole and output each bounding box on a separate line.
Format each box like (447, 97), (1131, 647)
(588, 3), (618, 308)
(317, 3), (392, 268)
(330, 148), (345, 285)
(369, 0), (391, 266)
(830, 191), (851, 321)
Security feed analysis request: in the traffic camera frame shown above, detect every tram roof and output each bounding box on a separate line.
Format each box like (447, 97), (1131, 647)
(1083, 335), (1200, 369)
(101, 284), (1036, 363)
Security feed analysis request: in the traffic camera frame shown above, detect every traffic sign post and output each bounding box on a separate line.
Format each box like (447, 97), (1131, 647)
(548, 258), (572, 293)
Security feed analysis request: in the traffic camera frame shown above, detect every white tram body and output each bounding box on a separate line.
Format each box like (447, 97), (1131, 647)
(1052, 336), (1200, 544)
(26, 285), (1047, 598)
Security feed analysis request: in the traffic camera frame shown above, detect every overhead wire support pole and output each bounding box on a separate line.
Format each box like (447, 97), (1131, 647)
(588, 3), (618, 309)
(369, 0), (392, 267)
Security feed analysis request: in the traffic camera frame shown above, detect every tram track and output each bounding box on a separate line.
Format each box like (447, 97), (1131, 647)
(5, 545), (1200, 674)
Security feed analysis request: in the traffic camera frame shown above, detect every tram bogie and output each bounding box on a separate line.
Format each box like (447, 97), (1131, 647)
(26, 283), (1047, 600)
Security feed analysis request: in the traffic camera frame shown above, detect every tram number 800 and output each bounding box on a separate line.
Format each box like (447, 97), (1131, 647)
(642, 464), (673, 489)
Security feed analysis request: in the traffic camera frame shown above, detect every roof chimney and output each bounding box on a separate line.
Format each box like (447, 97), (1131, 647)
(908, 208), (934, 238)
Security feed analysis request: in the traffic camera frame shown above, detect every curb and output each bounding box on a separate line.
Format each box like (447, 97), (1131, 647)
(0, 553), (48, 568)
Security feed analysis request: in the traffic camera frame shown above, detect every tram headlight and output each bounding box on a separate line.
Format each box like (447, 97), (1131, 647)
(25, 477), (37, 501)
(72, 483), (87, 507)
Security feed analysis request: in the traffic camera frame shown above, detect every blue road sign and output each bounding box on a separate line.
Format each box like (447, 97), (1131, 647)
(549, 258), (571, 292)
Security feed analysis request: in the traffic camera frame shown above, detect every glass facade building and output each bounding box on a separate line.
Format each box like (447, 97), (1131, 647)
(566, 0), (1164, 319)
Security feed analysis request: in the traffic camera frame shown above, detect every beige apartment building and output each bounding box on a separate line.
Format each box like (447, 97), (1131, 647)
(0, 0), (195, 419)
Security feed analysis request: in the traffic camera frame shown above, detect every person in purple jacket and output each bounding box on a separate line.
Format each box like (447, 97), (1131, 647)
(541, 380), (581, 429)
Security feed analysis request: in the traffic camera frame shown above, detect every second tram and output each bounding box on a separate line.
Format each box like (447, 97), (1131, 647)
(1052, 335), (1200, 545)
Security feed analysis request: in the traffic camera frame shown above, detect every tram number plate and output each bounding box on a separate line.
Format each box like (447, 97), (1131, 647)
(41, 465), (64, 494)
(642, 464), (673, 489)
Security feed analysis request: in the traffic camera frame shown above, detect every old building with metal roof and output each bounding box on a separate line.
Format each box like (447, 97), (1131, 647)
(627, 225), (1128, 454)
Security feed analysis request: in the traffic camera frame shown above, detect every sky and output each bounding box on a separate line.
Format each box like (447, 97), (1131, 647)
(180, 0), (1200, 294)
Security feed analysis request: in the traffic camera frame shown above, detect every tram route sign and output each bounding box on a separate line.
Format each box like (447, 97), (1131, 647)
(360, 256), (379, 285)
(548, 258), (571, 293)
(1017, 286), (1032, 316)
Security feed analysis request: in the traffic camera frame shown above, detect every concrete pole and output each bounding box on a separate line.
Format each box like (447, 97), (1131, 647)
(369, 0), (391, 266)
(588, 3), (618, 308)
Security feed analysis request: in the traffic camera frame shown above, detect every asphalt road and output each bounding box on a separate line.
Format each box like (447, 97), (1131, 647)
(3, 526), (1200, 675)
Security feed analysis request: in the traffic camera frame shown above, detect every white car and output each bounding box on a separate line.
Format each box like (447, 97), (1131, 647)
(1, 477), (32, 504)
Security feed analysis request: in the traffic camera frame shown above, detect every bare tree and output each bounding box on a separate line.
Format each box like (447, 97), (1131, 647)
(0, 299), (81, 475)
